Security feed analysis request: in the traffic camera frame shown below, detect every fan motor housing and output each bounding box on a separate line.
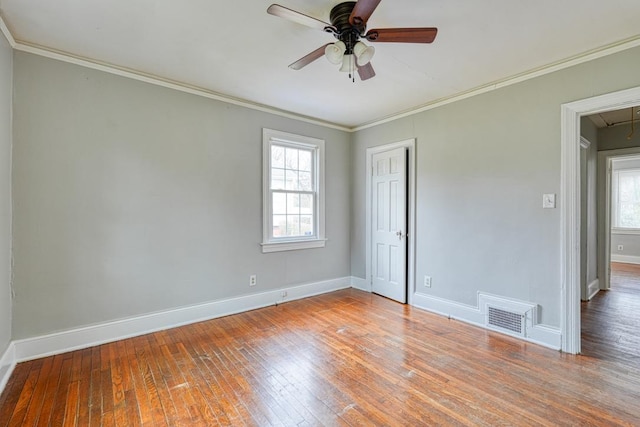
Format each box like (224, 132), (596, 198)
(329, 2), (365, 52)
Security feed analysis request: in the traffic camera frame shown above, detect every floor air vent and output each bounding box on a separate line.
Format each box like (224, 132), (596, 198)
(487, 306), (524, 335)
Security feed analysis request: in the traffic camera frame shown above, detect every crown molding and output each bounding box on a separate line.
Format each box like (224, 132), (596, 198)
(0, 15), (16, 48)
(12, 40), (352, 133)
(353, 35), (640, 132)
(1, 12), (640, 133)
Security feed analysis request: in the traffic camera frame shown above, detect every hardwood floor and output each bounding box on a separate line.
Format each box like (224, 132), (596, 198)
(581, 262), (640, 366)
(2, 289), (640, 426)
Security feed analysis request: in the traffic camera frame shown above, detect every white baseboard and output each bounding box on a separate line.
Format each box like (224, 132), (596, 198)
(0, 342), (16, 395)
(412, 292), (484, 325)
(611, 254), (640, 265)
(350, 276), (370, 292)
(587, 279), (600, 300)
(411, 291), (561, 350)
(13, 277), (351, 363)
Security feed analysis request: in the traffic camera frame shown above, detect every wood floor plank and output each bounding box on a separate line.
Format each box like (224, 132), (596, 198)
(3, 277), (640, 426)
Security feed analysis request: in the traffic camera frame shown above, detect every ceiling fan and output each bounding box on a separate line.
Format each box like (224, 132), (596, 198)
(267, 0), (438, 82)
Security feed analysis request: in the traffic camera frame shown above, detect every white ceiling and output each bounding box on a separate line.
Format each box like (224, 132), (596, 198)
(1, 0), (640, 129)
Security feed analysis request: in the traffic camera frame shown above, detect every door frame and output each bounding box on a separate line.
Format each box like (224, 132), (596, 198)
(561, 85), (640, 354)
(365, 139), (416, 304)
(599, 149), (640, 291)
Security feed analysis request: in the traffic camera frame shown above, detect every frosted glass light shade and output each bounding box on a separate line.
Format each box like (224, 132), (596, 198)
(325, 41), (346, 65)
(353, 41), (375, 66)
(339, 54), (354, 72)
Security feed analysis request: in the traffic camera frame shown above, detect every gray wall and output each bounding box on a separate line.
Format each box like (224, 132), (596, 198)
(351, 46), (640, 327)
(0, 33), (12, 357)
(12, 52), (351, 339)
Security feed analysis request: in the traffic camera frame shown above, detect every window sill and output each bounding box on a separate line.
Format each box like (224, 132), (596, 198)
(612, 228), (640, 236)
(261, 239), (327, 253)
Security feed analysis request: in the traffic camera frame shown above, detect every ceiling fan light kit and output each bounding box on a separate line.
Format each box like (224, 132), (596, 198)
(353, 42), (375, 66)
(267, 0), (438, 82)
(325, 41), (347, 64)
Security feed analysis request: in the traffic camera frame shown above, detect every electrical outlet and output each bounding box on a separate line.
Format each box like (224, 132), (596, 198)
(249, 274), (257, 286)
(424, 276), (432, 288)
(618, 245), (624, 251)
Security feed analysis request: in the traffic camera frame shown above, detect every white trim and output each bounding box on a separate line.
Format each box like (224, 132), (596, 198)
(610, 254), (640, 265)
(0, 15), (15, 48)
(413, 292), (484, 325)
(587, 279), (600, 300)
(561, 86), (640, 354)
(412, 292), (561, 350)
(12, 277), (350, 362)
(0, 342), (16, 395)
(365, 139), (416, 305)
(611, 228), (640, 235)
(261, 129), (325, 253)
(354, 35), (640, 131)
(261, 239), (327, 253)
(350, 276), (371, 292)
(580, 137), (591, 149)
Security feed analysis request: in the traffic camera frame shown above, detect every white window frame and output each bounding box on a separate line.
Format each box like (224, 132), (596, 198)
(262, 128), (325, 253)
(612, 166), (640, 234)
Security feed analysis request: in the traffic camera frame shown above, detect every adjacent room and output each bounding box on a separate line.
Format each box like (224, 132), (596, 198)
(1, 0), (640, 424)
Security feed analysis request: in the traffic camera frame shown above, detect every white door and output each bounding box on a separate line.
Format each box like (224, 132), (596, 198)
(371, 147), (407, 303)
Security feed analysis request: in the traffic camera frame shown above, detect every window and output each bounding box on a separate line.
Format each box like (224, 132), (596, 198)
(613, 167), (640, 230)
(262, 128), (325, 252)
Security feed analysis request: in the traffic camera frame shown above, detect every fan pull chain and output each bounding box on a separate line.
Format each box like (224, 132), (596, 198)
(351, 55), (355, 82)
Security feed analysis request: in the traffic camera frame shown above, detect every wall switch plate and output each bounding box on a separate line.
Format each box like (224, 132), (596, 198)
(424, 276), (432, 288)
(543, 193), (556, 209)
(249, 275), (257, 286)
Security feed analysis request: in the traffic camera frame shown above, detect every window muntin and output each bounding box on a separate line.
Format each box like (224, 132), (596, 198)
(262, 129), (325, 252)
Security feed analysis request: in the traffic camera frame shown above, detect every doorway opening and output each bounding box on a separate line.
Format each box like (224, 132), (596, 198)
(562, 87), (640, 354)
(581, 144), (640, 362)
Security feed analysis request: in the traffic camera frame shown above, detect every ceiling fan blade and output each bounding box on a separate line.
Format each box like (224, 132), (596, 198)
(267, 4), (333, 31)
(358, 63), (376, 81)
(289, 44), (332, 70)
(349, 0), (382, 26)
(365, 27), (438, 43)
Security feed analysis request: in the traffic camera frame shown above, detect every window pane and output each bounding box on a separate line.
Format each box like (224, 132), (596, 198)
(285, 170), (299, 190)
(287, 193), (300, 215)
(271, 168), (285, 190)
(620, 202), (640, 228)
(618, 170), (640, 228)
(273, 215), (286, 237)
(300, 215), (313, 236)
(285, 148), (299, 170)
(299, 172), (312, 191)
(271, 145), (285, 168)
(299, 150), (312, 172)
(286, 215), (300, 236)
(300, 194), (313, 215)
(273, 192), (286, 214)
